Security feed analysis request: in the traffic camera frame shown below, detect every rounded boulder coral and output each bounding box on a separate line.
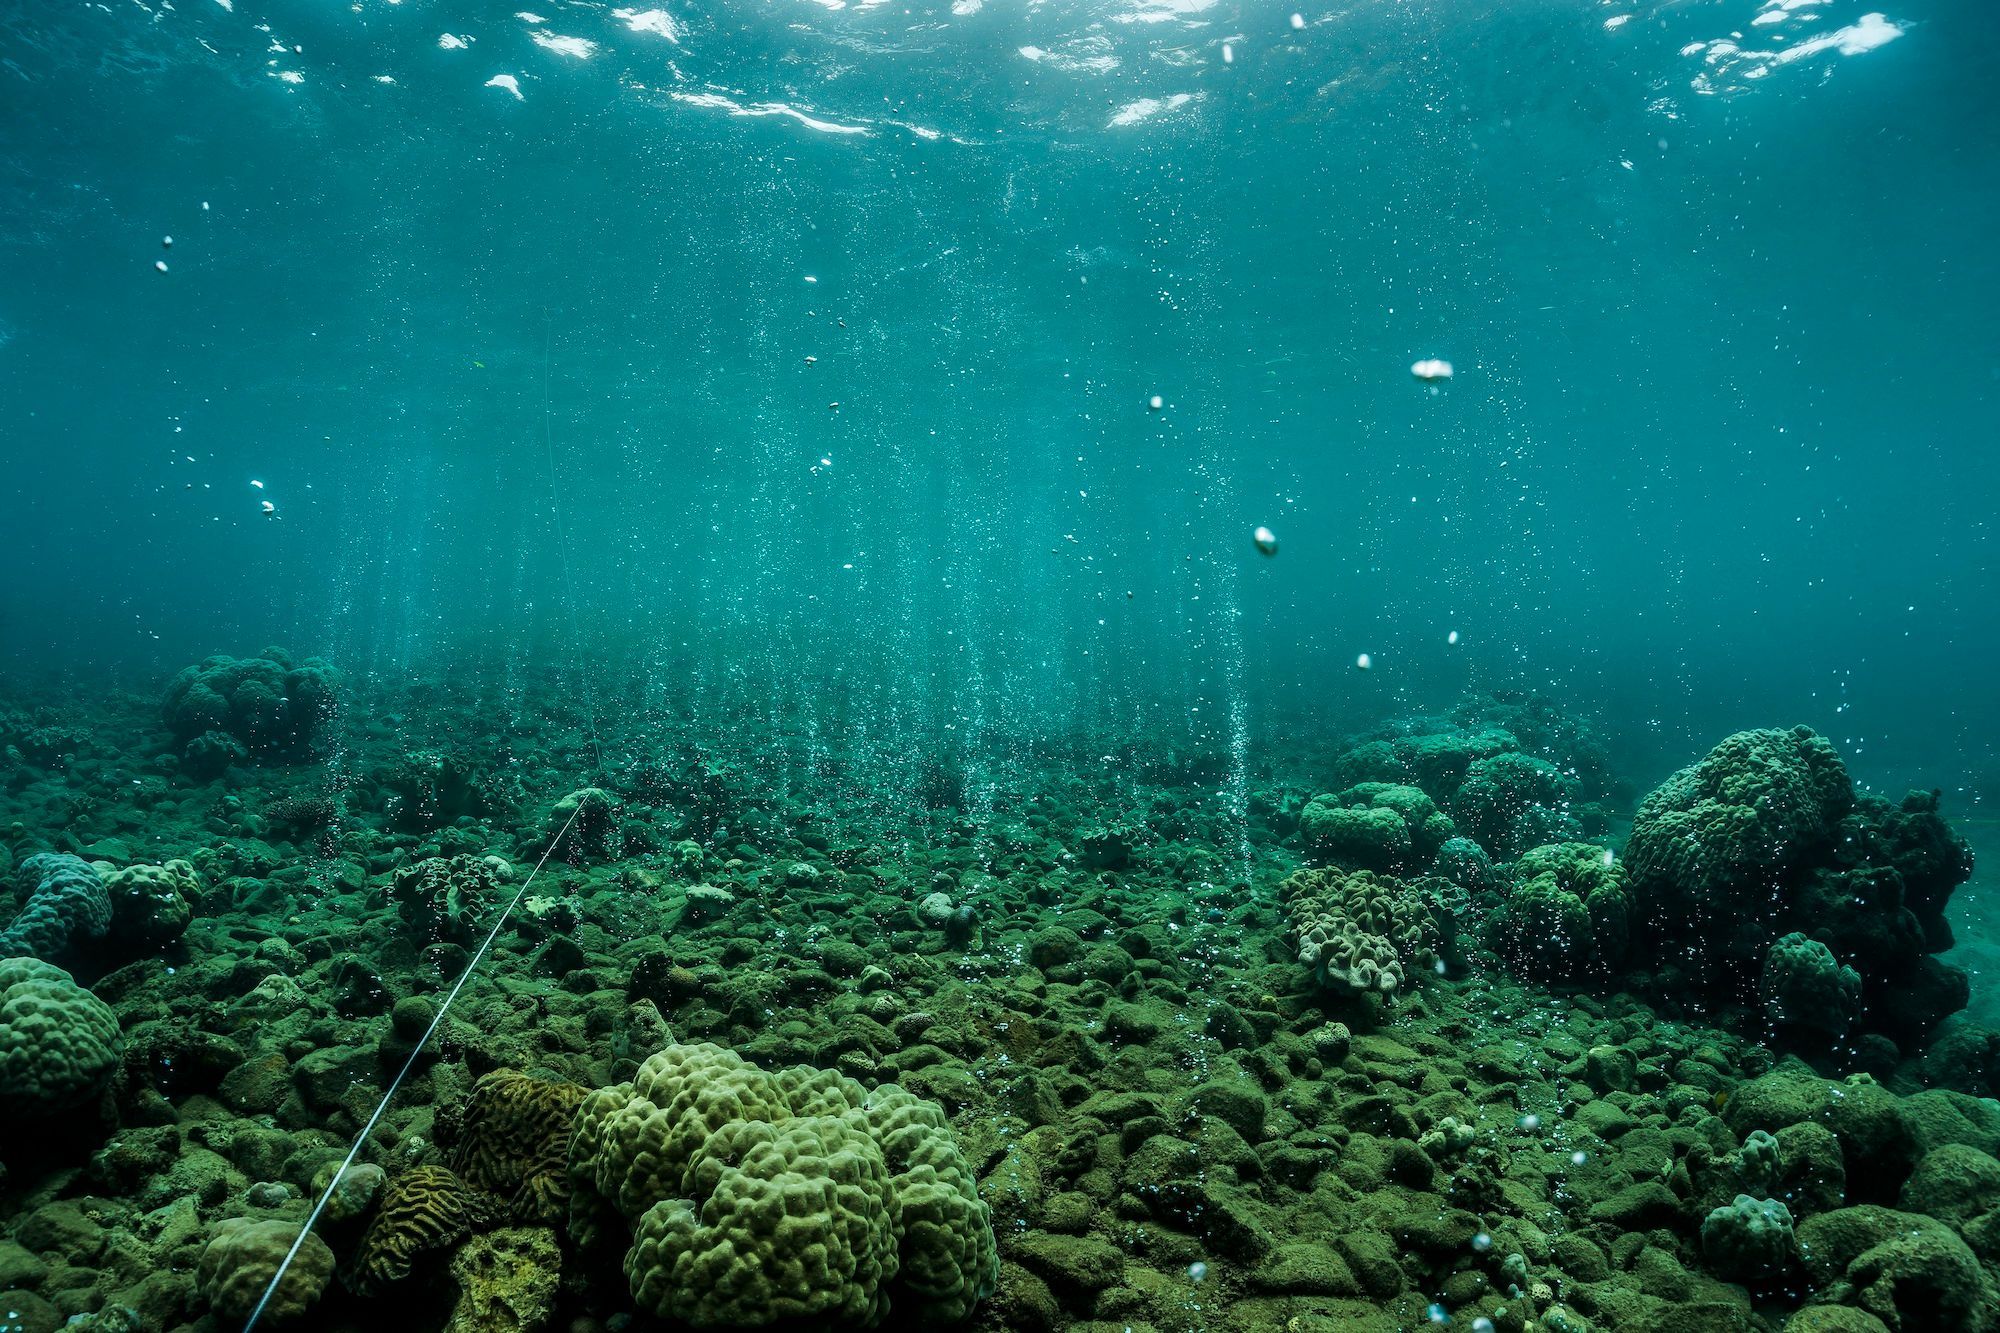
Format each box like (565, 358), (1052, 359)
(1298, 783), (1455, 873)
(197, 1217), (335, 1325)
(1626, 726), (1851, 923)
(161, 647), (339, 759)
(0, 956), (122, 1115)
(1494, 842), (1629, 983)
(569, 1041), (998, 1329)
(1451, 751), (1581, 859)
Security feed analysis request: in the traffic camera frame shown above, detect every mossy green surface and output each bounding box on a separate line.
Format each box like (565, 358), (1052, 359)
(2, 680), (1998, 1332)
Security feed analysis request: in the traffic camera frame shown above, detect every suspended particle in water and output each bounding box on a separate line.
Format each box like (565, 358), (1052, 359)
(1410, 358), (1454, 381)
(1186, 1262), (1208, 1284)
(1428, 1304), (1451, 1325)
(1222, 43), (1234, 63)
(162, 235), (173, 248)
(1447, 629), (1460, 645)
(1518, 1113), (1541, 1131)
(1355, 652), (1371, 670)
(1570, 1150), (1588, 1165)
(1148, 394), (1164, 411)
(1472, 1321), (1497, 1333)
(154, 260), (168, 273)
(201, 201), (210, 210)
(1471, 1232), (1493, 1253)
(260, 500), (276, 516)
(828, 402), (840, 410)
(250, 479), (264, 489)
(1125, 590), (1134, 599)
(804, 355), (817, 364)
(1252, 526), (1279, 556)
(1290, 12), (1305, 28)
(804, 274), (818, 284)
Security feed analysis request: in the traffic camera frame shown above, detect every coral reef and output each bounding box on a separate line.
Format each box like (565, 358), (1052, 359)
(3, 674), (1998, 1333)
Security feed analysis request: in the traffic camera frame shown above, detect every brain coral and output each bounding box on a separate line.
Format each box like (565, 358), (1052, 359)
(197, 1217), (335, 1325)
(440, 1069), (587, 1225)
(0, 957), (122, 1115)
(161, 646), (339, 758)
(1280, 866), (1438, 998)
(568, 1041), (998, 1329)
(1, 853), (113, 960)
(351, 1165), (503, 1294)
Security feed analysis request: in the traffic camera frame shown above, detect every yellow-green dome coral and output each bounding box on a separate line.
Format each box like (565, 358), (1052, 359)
(569, 1041), (998, 1328)
(0, 956), (121, 1114)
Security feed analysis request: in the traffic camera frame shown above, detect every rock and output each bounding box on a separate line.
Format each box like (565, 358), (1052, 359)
(1009, 1233), (1125, 1294)
(1588, 1181), (1685, 1230)
(1586, 1044), (1637, 1094)
(1576, 1098), (1638, 1139)
(1898, 1143), (2000, 1228)
(1181, 1082), (1268, 1143)
(1248, 1242), (1360, 1296)
(1782, 1309), (1891, 1333)
(1333, 1231), (1405, 1299)
(0, 1240), (49, 1289)
(291, 1046), (378, 1114)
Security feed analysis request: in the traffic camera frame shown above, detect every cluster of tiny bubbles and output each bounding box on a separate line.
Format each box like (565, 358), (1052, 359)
(1517, 1113), (1541, 1132)
(1186, 1261), (1208, 1284)
(1471, 1231), (1494, 1253)
(1429, 1301), (1498, 1331)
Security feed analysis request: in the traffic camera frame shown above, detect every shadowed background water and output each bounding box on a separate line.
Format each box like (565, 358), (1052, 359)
(2, 0), (1996, 800)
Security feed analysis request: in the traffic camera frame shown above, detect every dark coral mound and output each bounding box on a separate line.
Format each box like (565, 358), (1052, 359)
(161, 646), (339, 762)
(1625, 726), (1975, 1056)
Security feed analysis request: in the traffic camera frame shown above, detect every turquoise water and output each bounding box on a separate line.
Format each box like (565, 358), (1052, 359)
(5, 4), (2000, 1333)
(5, 0), (1996, 790)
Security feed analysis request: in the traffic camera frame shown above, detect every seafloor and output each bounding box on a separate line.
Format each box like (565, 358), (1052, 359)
(5, 650), (2000, 1333)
